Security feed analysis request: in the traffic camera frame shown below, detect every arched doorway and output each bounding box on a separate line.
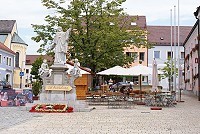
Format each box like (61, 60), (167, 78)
(5, 74), (10, 84)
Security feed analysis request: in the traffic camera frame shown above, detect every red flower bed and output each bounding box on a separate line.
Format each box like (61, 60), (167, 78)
(29, 104), (73, 113)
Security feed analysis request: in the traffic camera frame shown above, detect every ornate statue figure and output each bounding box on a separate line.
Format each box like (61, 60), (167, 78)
(39, 59), (52, 77)
(52, 27), (72, 64)
(69, 59), (82, 96)
(70, 58), (81, 77)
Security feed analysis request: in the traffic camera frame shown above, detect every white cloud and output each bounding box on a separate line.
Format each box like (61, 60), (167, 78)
(123, 0), (199, 25)
(0, 0), (199, 54)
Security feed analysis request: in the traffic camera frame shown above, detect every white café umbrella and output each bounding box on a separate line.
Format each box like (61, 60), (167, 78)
(97, 66), (127, 75)
(126, 64), (153, 101)
(151, 59), (159, 92)
(126, 64), (152, 76)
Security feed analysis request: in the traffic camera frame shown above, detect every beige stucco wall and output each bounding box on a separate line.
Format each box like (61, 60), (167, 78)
(11, 43), (27, 89)
(3, 22), (17, 49)
(184, 25), (198, 95)
(124, 45), (148, 67)
(3, 34), (12, 48)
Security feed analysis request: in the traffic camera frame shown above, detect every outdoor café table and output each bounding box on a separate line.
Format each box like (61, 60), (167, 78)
(155, 92), (175, 107)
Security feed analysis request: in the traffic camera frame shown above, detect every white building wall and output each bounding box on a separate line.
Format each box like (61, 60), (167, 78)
(148, 45), (184, 90)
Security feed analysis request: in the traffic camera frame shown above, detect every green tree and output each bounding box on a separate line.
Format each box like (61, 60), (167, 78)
(32, 80), (42, 97)
(32, 0), (150, 73)
(160, 58), (178, 91)
(30, 57), (43, 80)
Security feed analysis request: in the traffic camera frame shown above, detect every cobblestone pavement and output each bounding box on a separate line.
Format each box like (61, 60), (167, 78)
(0, 94), (200, 134)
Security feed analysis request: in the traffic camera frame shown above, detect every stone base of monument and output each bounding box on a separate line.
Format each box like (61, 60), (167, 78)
(34, 58), (93, 112)
(67, 100), (93, 112)
(19, 103), (35, 111)
(21, 93), (93, 112)
(20, 100), (93, 112)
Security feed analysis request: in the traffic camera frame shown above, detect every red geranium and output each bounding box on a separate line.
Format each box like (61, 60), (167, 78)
(67, 107), (73, 113)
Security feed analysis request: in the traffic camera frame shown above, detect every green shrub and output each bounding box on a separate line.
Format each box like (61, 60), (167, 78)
(32, 80), (42, 97)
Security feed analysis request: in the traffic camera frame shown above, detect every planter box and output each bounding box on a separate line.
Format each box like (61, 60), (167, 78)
(33, 96), (39, 100)
(150, 107), (162, 110)
(1, 101), (8, 107)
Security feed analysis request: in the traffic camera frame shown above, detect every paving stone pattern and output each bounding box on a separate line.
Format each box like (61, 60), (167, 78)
(0, 94), (200, 134)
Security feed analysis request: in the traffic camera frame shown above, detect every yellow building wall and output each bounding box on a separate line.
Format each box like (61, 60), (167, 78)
(11, 43), (27, 89)
(124, 45), (148, 67)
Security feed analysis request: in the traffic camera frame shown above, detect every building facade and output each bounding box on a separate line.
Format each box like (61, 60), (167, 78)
(147, 26), (192, 90)
(0, 20), (27, 89)
(25, 55), (53, 87)
(123, 16), (148, 67)
(0, 43), (15, 86)
(184, 6), (200, 100)
(123, 16), (148, 83)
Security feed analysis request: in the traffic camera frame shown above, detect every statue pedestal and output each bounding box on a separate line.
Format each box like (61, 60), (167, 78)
(36, 63), (92, 112)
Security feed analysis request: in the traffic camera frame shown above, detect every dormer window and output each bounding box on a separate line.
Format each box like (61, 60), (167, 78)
(131, 22), (136, 26)
(160, 37), (164, 40)
(109, 22), (114, 25)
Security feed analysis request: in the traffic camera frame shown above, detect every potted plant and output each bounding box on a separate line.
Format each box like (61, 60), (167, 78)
(32, 80), (42, 100)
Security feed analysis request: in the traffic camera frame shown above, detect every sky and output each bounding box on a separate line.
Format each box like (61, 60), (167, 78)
(0, 0), (199, 55)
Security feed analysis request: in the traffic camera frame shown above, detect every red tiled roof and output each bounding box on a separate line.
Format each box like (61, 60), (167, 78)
(26, 55), (53, 65)
(26, 55), (91, 73)
(79, 15), (146, 30)
(0, 42), (15, 55)
(136, 16), (146, 29)
(147, 26), (192, 46)
(66, 60), (91, 74)
(119, 16), (146, 29)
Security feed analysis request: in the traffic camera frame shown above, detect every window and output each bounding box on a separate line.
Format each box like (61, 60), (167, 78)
(167, 51), (173, 59)
(15, 52), (19, 67)
(133, 52), (138, 62)
(126, 52), (136, 58)
(9, 58), (11, 66)
(131, 22), (136, 26)
(109, 22), (114, 25)
(133, 76), (138, 83)
(6, 74), (10, 83)
(6, 57), (8, 65)
(6, 57), (11, 66)
(154, 51), (160, 59)
(26, 69), (29, 74)
(126, 52), (132, 57)
(181, 52), (184, 59)
(139, 52), (145, 61)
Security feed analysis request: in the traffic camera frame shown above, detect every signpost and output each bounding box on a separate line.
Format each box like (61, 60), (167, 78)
(20, 72), (24, 76)
(19, 72), (24, 89)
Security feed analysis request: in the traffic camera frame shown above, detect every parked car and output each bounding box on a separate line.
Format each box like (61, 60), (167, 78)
(133, 81), (149, 85)
(112, 82), (132, 91)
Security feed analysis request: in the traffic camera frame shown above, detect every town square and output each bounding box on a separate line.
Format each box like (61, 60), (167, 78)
(0, 0), (200, 134)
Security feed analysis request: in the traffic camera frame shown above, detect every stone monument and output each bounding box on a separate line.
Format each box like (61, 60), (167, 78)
(37, 27), (90, 112)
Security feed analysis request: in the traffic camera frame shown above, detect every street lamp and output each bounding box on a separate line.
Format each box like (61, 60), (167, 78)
(177, 0), (181, 102)
(173, 5), (177, 95)
(170, 9), (173, 91)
